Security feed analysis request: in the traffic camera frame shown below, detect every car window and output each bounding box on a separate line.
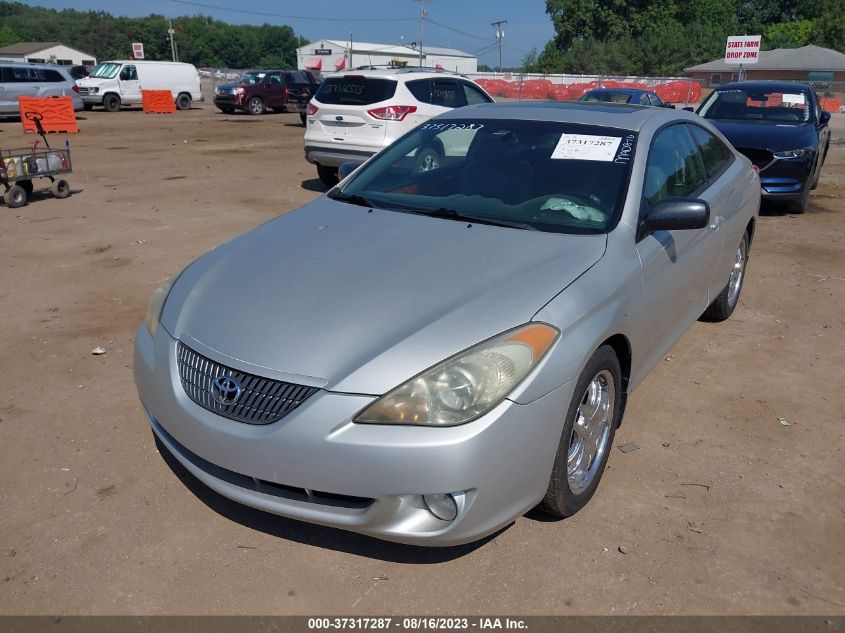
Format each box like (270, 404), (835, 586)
(270, 74), (282, 85)
(315, 77), (398, 105)
(42, 69), (66, 82)
(650, 93), (663, 107)
(699, 87), (811, 123)
(432, 78), (461, 108)
(120, 66), (137, 81)
(5, 67), (39, 82)
(339, 118), (638, 235)
(89, 63), (120, 79)
(406, 79), (432, 104)
(644, 124), (708, 206)
(687, 124), (733, 180)
(461, 81), (491, 105)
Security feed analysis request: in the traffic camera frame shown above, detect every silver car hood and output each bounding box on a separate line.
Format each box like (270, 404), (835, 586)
(161, 199), (606, 395)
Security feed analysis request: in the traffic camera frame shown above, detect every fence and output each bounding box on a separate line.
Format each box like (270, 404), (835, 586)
(466, 72), (845, 112)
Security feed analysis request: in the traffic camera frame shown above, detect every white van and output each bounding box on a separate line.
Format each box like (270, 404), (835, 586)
(76, 61), (202, 112)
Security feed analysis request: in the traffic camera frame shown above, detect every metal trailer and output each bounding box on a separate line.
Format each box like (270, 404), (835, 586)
(0, 112), (73, 209)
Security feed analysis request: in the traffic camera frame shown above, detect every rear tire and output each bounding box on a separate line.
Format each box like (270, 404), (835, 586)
(247, 97), (265, 115)
(539, 345), (622, 518)
(702, 232), (749, 322)
(317, 165), (339, 187)
(176, 93), (192, 110)
(414, 145), (443, 173)
(103, 94), (121, 113)
(4, 185), (27, 209)
(791, 185), (810, 214)
(51, 179), (71, 199)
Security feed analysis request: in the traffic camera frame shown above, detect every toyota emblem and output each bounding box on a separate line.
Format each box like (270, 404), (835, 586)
(209, 375), (242, 406)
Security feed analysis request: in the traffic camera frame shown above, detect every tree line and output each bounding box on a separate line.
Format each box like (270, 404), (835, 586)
(526, 0), (845, 76)
(0, 1), (303, 69)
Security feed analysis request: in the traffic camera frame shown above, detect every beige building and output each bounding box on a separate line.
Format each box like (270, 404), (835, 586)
(0, 41), (97, 66)
(685, 44), (845, 87)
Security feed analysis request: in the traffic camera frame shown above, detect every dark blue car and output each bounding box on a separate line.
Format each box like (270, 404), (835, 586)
(579, 88), (671, 107)
(697, 81), (831, 213)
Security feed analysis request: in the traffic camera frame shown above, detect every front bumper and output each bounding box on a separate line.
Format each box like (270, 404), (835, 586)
(757, 154), (814, 199)
(134, 324), (572, 546)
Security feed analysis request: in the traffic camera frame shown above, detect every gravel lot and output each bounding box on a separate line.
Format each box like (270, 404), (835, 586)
(0, 104), (843, 615)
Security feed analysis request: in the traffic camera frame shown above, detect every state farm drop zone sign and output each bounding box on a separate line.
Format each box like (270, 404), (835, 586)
(725, 36), (761, 63)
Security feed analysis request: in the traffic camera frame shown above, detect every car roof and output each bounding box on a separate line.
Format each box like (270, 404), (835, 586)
(0, 60), (71, 71)
(436, 101), (681, 132)
(328, 69), (467, 81)
(715, 80), (812, 92)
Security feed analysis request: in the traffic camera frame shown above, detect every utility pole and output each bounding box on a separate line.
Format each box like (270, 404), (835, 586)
(348, 30), (353, 69)
(168, 20), (176, 62)
(413, 0), (428, 66)
(491, 20), (507, 74)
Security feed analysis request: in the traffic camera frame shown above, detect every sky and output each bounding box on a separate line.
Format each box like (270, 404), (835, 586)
(32, 0), (556, 68)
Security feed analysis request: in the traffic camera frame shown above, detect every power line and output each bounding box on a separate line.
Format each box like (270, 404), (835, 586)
(166, 0), (417, 22)
(426, 18), (491, 42)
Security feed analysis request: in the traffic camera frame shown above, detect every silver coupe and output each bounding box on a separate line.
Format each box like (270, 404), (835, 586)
(135, 101), (760, 546)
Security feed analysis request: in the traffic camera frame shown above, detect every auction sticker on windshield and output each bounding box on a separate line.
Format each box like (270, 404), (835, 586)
(551, 134), (622, 161)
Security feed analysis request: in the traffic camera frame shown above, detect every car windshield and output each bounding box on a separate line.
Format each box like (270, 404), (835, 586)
(337, 118), (637, 234)
(240, 71), (268, 85)
(699, 87), (811, 123)
(581, 92), (632, 103)
(89, 63), (121, 79)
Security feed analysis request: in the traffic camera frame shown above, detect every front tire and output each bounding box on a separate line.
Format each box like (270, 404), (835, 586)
(51, 179), (71, 199)
(102, 94), (121, 112)
(540, 345), (622, 518)
(702, 232), (749, 322)
(247, 97), (265, 115)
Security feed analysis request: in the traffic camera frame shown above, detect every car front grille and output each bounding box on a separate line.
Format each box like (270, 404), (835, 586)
(176, 342), (318, 425)
(737, 147), (774, 171)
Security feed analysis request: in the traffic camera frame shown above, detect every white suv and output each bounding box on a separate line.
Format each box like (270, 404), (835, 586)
(304, 68), (494, 186)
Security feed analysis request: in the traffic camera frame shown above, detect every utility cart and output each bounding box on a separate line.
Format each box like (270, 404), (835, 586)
(1, 112), (73, 209)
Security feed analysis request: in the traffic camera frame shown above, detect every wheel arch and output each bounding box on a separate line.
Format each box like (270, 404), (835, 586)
(598, 333), (631, 426)
(745, 217), (756, 248)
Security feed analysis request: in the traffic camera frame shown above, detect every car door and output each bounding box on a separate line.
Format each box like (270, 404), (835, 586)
(634, 123), (723, 370)
(812, 90), (831, 174)
(118, 65), (141, 103)
(268, 73), (285, 109)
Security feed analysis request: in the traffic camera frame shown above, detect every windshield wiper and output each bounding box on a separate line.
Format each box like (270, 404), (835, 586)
(327, 190), (376, 208)
(416, 207), (537, 231)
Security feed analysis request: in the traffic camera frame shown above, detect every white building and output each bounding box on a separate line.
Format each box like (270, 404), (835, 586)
(0, 41), (97, 66)
(297, 39), (476, 75)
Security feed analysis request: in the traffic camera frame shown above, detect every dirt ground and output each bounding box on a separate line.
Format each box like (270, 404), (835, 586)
(0, 103), (843, 616)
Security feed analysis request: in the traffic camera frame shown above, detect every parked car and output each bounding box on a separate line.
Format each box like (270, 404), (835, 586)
(136, 101), (759, 546)
(0, 62), (82, 115)
(697, 81), (831, 213)
(579, 88), (672, 107)
(76, 60), (202, 112)
(68, 64), (92, 80)
(304, 69), (494, 186)
(214, 69), (320, 122)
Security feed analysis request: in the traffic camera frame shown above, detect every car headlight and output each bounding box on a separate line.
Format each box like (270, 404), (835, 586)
(354, 323), (559, 427)
(144, 276), (177, 336)
(773, 146), (815, 159)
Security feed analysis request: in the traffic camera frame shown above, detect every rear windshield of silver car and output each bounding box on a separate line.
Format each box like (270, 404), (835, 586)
(315, 77), (398, 105)
(339, 119), (638, 235)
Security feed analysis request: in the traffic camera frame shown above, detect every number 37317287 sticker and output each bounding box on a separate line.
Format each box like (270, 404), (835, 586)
(551, 134), (622, 161)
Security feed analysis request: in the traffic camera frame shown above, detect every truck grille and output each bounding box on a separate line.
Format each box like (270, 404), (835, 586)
(176, 342), (318, 425)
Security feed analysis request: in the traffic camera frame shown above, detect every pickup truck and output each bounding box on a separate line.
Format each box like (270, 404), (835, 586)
(213, 69), (321, 123)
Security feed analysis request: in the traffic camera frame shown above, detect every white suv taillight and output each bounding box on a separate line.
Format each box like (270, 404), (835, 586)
(367, 105), (417, 121)
(306, 102), (319, 116)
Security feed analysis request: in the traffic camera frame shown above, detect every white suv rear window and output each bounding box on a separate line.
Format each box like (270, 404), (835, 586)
(316, 77), (397, 105)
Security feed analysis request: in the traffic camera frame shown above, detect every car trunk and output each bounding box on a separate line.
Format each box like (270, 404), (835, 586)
(311, 76), (398, 148)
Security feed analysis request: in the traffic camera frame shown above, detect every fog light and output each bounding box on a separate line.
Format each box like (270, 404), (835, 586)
(423, 493), (458, 521)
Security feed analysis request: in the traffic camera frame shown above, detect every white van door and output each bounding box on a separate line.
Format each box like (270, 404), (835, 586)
(118, 65), (141, 104)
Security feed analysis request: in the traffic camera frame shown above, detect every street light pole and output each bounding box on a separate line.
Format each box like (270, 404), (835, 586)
(414, 0), (428, 66)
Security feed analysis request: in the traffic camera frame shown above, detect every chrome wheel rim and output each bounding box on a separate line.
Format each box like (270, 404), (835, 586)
(250, 99), (262, 114)
(727, 239), (747, 307)
(568, 369), (615, 495)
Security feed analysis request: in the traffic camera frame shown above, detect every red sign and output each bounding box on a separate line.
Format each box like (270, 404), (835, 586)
(132, 42), (145, 60)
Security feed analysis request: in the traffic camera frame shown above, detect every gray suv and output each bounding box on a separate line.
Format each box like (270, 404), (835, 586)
(0, 62), (83, 115)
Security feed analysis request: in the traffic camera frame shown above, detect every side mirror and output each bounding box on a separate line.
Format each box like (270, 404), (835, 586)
(820, 111), (831, 125)
(682, 106), (695, 112)
(644, 198), (710, 232)
(338, 162), (359, 180)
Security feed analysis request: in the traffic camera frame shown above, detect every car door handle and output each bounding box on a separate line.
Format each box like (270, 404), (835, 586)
(710, 216), (724, 231)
